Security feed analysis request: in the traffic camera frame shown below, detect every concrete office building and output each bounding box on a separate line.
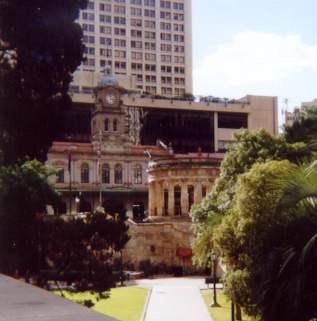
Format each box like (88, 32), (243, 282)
(284, 98), (317, 127)
(71, 0), (192, 97)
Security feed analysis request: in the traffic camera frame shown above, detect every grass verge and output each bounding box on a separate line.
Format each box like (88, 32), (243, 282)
(55, 286), (149, 321)
(201, 289), (252, 321)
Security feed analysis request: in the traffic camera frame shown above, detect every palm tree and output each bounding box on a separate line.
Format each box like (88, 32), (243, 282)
(258, 161), (317, 321)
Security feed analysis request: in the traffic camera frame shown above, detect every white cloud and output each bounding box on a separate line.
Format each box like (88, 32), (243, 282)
(194, 31), (317, 96)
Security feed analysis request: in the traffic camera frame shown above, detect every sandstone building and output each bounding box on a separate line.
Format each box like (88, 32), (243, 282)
(47, 69), (278, 266)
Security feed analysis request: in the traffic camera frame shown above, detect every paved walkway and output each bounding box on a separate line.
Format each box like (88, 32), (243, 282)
(135, 277), (212, 321)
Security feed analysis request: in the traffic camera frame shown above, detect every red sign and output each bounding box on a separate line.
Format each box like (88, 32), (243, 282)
(176, 247), (192, 258)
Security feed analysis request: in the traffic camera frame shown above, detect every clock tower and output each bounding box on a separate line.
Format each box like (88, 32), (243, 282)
(91, 66), (130, 152)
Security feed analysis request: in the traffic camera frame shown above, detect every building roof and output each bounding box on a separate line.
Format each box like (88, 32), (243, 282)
(48, 142), (171, 157)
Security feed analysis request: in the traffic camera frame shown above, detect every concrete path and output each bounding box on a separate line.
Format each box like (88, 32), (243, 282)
(135, 277), (212, 321)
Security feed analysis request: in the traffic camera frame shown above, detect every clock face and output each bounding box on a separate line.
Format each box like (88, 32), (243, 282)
(106, 93), (114, 105)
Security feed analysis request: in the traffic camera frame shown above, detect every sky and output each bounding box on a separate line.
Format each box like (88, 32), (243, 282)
(192, 0), (317, 126)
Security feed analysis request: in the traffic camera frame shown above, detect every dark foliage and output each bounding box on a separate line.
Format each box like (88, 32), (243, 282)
(258, 232), (317, 321)
(0, 0), (87, 164)
(284, 109), (317, 149)
(0, 160), (60, 275)
(40, 210), (130, 296)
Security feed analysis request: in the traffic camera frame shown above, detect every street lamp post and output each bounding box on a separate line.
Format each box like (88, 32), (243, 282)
(67, 144), (77, 215)
(210, 251), (220, 307)
(97, 130), (103, 206)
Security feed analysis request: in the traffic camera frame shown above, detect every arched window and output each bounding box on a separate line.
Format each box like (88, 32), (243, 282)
(104, 118), (109, 131)
(56, 168), (65, 183)
(102, 163), (110, 184)
(174, 185), (181, 216)
(113, 119), (118, 132)
(81, 163), (90, 183)
(114, 164), (123, 184)
(133, 164), (142, 184)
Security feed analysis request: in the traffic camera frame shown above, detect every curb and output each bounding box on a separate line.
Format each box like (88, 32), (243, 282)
(140, 286), (153, 321)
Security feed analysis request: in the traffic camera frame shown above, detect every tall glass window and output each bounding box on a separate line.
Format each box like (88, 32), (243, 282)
(81, 163), (89, 183)
(104, 118), (109, 131)
(174, 185), (181, 216)
(114, 164), (123, 184)
(188, 185), (194, 211)
(163, 189), (168, 216)
(113, 119), (118, 131)
(134, 164), (142, 184)
(102, 164), (110, 184)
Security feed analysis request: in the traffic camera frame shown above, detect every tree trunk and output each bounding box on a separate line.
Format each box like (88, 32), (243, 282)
(235, 304), (242, 321)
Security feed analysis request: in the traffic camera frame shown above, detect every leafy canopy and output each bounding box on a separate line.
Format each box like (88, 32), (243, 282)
(284, 108), (317, 147)
(191, 129), (311, 266)
(0, 0), (87, 164)
(0, 160), (60, 274)
(214, 160), (317, 320)
(41, 209), (130, 298)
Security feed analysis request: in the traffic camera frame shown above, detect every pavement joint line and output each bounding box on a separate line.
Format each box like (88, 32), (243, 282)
(140, 286), (153, 321)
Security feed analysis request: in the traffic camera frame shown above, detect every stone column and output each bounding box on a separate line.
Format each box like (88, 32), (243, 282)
(181, 184), (189, 215)
(156, 181), (164, 216)
(168, 183), (175, 216)
(194, 182), (203, 205)
(148, 182), (156, 217)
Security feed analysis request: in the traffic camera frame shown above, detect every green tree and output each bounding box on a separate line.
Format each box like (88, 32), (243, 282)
(0, 0), (87, 164)
(191, 129), (311, 266)
(0, 160), (60, 275)
(213, 160), (317, 320)
(284, 108), (317, 147)
(41, 209), (130, 299)
(258, 161), (317, 321)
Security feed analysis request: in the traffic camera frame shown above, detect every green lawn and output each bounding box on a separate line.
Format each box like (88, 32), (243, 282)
(55, 286), (149, 321)
(201, 289), (252, 321)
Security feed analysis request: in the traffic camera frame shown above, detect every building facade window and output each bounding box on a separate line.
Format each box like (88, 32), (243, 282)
(131, 7), (142, 16)
(131, 40), (142, 48)
(144, 0), (155, 6)
(104, 119), (109, 131)
(202, 185), (207, 198)
(160, 1), (171, 9)
(188, 185), (194, 211)
(102, 164), (110, 184)
(134, 164), (142, 184)
(81, 163), (90, 183)
(174, 185), (181, 216)
(114, 164), (123, 184)
(163, 189), (168, 216)
(113, 119), (118, 131)
(144, 20), (155, 28)
(131, 18), (142, 27)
